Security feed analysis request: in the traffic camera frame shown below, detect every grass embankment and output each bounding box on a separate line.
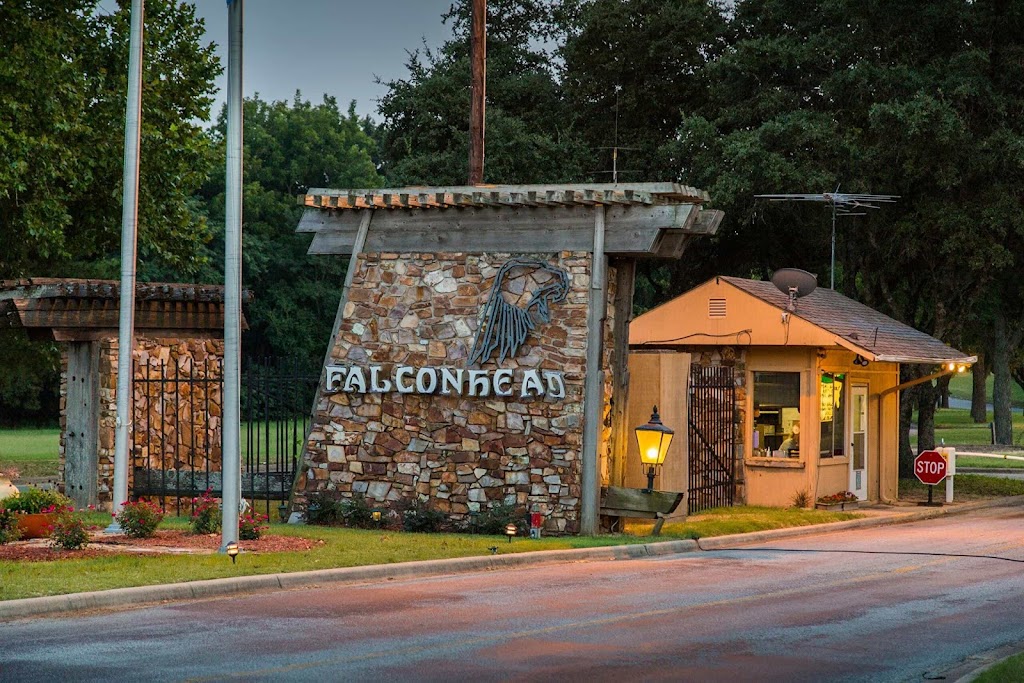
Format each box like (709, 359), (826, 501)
(0, 428), (59, 478)
(0, 506), (858, 602)
(974, 652), (1024, 683)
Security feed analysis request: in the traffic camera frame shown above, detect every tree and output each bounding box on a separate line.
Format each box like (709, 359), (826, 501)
(377, 0), (590, 186)
(666, 0), (1024, 469)
(0, 0), (219, 280)
(202, 94), (384, 371)
(0, 0), (220, 423)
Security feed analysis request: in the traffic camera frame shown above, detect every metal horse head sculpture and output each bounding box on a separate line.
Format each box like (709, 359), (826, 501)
(468, 259), (571, 366)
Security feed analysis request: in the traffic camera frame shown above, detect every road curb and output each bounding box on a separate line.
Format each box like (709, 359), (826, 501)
(2, 496), (1020, 621)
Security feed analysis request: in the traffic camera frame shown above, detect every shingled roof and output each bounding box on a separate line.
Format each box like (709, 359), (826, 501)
(720, 277), (973, 365)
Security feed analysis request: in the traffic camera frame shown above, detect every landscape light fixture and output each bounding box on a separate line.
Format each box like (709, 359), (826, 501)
(635, 406), (674, 493)
(505, 523), (518, 543)
(372, 509), (382, 528)
(278, 502), (289, 523)
(225, 542), (239, 565)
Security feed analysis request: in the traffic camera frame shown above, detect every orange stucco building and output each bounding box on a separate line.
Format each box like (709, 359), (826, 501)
(619, 276), (974, 511)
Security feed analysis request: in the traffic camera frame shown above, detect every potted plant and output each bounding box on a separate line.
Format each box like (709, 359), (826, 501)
(815, 491), (860, 511)
(2, 488), (73, 539)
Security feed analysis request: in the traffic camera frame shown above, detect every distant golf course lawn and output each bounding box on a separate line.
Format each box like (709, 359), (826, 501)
(0, 428), (60, 478)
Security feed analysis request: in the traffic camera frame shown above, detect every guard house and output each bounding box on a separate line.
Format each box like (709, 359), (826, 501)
(294, 183), (723, 534)
(626, 275), (974, 510)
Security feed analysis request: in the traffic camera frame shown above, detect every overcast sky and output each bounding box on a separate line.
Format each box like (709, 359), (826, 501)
(103, 1), (459, 120)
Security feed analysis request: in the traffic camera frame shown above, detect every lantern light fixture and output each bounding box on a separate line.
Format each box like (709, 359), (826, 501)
(634, 406), (674, 493)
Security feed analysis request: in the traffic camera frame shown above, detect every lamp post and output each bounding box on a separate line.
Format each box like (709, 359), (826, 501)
(635, 406), (674, 493)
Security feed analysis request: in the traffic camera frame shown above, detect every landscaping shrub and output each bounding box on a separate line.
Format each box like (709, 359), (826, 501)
(470, 502), (518, 535)
(239, 512), (268, 540)
(0, 506), (22, 545)
(48, 506), (90, 550)
(190, 489), (221, 534)
(305, 491), (343, 526)
(115, 499), (164, 538)
(339, 493), (375, 528)
(399, 498), (447, 533)
(2, 487), (71, 514)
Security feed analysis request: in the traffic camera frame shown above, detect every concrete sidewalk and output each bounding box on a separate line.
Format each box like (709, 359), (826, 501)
(2, 495), (1020, 622)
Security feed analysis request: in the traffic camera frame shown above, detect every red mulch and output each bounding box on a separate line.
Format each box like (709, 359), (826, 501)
(0, 530), (321, 563)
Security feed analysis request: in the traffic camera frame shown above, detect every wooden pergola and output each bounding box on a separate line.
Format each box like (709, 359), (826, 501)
(297, 182), (722, 535)
(0, 278), (248, 508)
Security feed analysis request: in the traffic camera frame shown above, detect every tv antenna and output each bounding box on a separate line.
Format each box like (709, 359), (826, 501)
(771, 268), (817, 312)
(594, 86), (639, 183)
(755, 187), (898, 289)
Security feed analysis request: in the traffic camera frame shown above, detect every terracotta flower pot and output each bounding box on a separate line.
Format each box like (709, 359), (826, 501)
(16, 513), (55, 540)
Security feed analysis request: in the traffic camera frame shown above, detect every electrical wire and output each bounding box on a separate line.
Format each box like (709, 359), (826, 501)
(694, 540), (1024, 563)
(638, 330), (753, 346)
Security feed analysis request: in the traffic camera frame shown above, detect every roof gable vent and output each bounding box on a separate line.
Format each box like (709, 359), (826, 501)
(708, 298), (727, 318)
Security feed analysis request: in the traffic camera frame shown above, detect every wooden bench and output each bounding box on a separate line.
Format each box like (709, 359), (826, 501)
(600, 486), (685, 535)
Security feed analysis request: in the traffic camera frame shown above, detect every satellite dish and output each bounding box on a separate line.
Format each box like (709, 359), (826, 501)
(771, 269), (818, 311)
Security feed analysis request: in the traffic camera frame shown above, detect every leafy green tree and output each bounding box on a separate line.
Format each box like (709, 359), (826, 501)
(667, 0), (1024, 466)
(0, 0), (219, 279)
(0, 0), (219, 423)
(202, 94), (383, 370)
(377, 0), (590, 185)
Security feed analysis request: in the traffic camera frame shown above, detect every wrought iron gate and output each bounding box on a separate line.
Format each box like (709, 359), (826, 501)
(688, 364), (736, 513)
(131, 357), (316, 518)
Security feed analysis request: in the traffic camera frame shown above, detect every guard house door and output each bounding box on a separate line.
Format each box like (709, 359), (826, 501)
(849, 385), (868, 500)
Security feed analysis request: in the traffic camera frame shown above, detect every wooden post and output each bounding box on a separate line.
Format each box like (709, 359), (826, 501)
(468, 0), (486, 185)
(581, 206), (608, 535)
(608, 259), (636, 487)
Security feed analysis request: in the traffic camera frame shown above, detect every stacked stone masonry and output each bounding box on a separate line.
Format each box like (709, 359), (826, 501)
(299, 251), (617, 535)
(59, 337), (224, 509)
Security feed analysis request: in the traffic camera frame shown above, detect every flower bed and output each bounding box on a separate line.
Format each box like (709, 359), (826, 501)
(815, 491), (860, 511)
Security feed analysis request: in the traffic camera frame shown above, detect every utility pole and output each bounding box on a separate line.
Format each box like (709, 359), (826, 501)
(221, 0), (244, 551)
(468, 0), (486, 185)
(106, 0), (145, 534)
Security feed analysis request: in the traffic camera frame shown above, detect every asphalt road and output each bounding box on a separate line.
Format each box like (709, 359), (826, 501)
(4, 506), (1024, 683)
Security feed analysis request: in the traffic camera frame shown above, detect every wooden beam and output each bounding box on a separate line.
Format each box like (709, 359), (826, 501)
(608, 259), (636, 488)
(300, 204), (699, 256)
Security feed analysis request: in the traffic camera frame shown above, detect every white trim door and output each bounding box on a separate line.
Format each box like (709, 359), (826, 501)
(850, 385), (868, 500)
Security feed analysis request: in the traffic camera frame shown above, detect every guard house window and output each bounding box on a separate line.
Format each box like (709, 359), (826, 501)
(752, 372), (801, 458)
(819, 373), (847, 459)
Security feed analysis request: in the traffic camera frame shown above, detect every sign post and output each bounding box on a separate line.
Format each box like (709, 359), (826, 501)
(914, 449), (947, 506)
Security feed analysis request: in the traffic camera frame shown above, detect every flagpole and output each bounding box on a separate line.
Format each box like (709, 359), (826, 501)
(220, 0), (244, 551)
(106, 0), (145, 533)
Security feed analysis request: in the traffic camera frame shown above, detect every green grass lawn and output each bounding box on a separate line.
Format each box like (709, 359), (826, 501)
(948, 373), (1024, 407)
(912, 408), (1024, 450)
(0, 506), (858, 601)
(0, 422), (299, 479)
(0, 428), (60, 478)
(975, 652), (1024, 683)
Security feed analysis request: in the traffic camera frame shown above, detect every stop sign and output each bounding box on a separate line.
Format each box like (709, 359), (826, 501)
(914, 450), (947, 485)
